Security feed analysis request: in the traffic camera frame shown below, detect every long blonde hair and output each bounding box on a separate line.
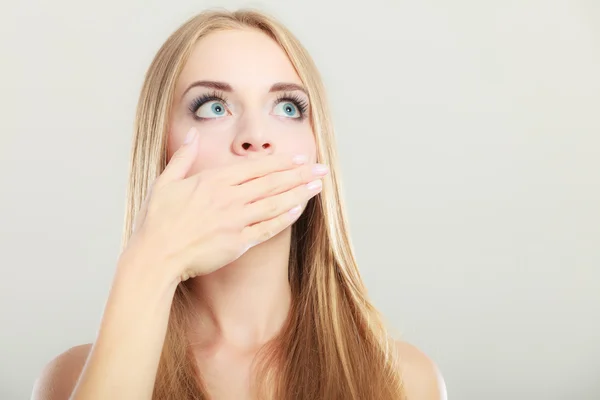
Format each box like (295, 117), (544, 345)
(122, 8), (405, 399)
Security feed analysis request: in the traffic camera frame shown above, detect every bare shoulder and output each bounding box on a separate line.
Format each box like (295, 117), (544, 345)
(395, 340), (447, 400)
(31, 343), (92, 400)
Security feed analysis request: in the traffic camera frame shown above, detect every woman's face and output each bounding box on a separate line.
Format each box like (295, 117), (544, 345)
(168, 28), (317, 173)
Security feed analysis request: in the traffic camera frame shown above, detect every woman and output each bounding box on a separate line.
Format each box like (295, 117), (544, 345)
(33, 8), (446, 400)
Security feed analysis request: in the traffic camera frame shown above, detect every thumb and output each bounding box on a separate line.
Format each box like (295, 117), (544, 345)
(158, 127), (199, 184)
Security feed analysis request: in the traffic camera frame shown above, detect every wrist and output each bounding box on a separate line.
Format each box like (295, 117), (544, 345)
(115, 240), (181, 300)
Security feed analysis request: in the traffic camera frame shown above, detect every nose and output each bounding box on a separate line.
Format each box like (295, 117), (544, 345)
(232, 119), (274, 156)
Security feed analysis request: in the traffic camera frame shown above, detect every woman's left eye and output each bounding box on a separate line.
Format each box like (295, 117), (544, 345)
(273, 101), (301, 118)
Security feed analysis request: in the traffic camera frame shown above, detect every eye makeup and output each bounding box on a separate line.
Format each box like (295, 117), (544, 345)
(273, 92), (309, 119)
(186, 89), (309, 121)
(187, 90), (229, 119)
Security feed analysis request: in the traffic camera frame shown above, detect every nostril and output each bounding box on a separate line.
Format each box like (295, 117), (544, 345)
(241, 142), (270, 151)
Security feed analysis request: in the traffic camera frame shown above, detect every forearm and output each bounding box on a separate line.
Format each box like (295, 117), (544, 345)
(70, 251), (179, 400)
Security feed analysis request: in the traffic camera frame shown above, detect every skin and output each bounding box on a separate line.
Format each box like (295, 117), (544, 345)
(170, 28), (319, 398)
(31, 28), (446, 400)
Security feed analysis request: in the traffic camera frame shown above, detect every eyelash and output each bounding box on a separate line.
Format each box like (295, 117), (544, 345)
(188, 90), (229, 118)
(275, 92), (309, 119)
(187, 90), (309, 121)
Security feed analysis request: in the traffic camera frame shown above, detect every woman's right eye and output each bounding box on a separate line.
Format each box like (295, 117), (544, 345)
(195, 100), (230, 119)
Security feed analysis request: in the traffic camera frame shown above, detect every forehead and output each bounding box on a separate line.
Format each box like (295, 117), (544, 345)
(176, 28), (302, 93)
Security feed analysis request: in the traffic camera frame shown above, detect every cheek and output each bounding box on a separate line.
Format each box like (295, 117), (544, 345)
(191, 134), (234, 174)
(167, 128), (232, 174)
(279, 129), (317, 162)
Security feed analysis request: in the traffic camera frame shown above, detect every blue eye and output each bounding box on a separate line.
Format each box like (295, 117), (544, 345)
(189, 91), (308, 122)
(274, 101), (300, 118)
(195, 100), (228, 119)
(188, 91), (231, 120)
(272, 93), (308, 121)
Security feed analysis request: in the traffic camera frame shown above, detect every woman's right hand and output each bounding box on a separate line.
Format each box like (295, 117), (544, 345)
(45, 128), (327, 400)
(122, 127), (328, 284)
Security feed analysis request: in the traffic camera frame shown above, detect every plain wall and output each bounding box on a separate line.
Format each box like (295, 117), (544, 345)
(1, 0), (599, 399)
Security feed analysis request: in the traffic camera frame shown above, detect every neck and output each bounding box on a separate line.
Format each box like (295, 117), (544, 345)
(187, 227), (292, 351)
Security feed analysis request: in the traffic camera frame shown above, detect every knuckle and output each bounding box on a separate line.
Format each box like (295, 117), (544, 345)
(225, 186), (241, 204)
(263, 197), (280, 216)
(202, 189), (219, 208)
(169, 151), (187, 165)
(275, 214), (290, 232)
(257, 227), (273, 243)
(206, 186), (234, 209)
(220, 187), (237, 207)
(264, 173), (280, 191)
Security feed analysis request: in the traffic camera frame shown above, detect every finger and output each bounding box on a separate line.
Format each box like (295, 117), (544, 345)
(242, 178), (322, 226)
(241, 201), (306, 247)
(239, 163), (327, 205)
(155, 127), (199, 186)
(221, 153), (309, 186)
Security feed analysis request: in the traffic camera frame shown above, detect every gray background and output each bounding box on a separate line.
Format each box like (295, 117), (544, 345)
(1, 0), (599, 399)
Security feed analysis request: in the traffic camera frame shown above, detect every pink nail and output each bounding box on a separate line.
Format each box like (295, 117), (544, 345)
(289, 205), (302, 215)
(313, 164), (329, 175)
(306, 180), (322, 191)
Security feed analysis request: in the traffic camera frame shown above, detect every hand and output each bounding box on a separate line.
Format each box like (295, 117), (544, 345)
(125, 128), (328, 283)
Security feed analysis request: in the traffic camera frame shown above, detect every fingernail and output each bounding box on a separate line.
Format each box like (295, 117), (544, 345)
(184, 127), (197, 144)
(289, 205), (302, 215)
(313, 164), (329, 175)
(293, 155), (307, 165)
(306, 179), (322, 191)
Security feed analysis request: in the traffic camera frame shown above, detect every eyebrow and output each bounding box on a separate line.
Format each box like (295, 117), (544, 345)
(181, 80), (307, 98)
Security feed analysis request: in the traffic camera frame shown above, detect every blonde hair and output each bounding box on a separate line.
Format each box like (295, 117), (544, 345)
(122, 8), (405, 399)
